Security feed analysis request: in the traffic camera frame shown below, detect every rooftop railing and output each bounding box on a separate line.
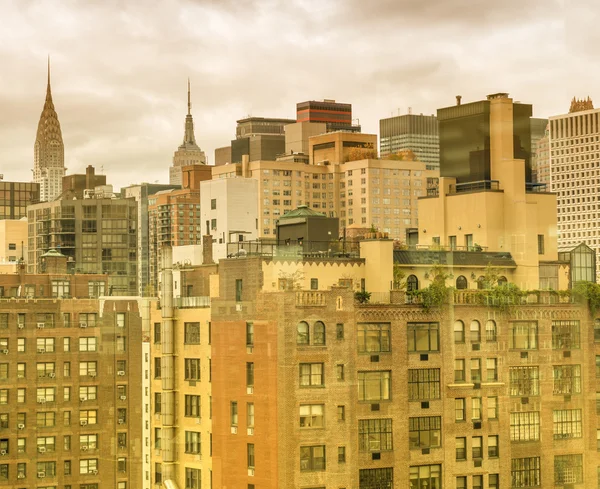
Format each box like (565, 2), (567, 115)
(448, 180), (500, 194)
(226, 240), (361, 260)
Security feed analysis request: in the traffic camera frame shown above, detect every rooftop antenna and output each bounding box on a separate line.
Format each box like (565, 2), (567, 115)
(408, 107), (412, 115)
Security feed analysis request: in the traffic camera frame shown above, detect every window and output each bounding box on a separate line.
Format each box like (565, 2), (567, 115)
(409, 464), (440, 489)
(511, 458), (541, 488)
(185, 467), (200, 489)
(408, 416), (441, 449)
(247, 402), (254, 427)
(486, 320), (497, 342)
(408, 368), (440, 400)
(184, 395), (200, 417)
(407, 275), (419, 291)
(454, 321), (465, 343)
(154, 429), (161, 449)
(454, 359), (465, 382)
(80, 410), (97, 425)
(509, 321), (538, 349)
(358, 323), (390, 353)
(456, 476), (467, 489)
(17, 388), (25, 403)
(0, 390), (6, 405)
(470, 320), (481, 343)
(79, 361), (97, 377)
(154, 323), (161, 343)
(455, 398), (466, 421)
(552, 320), (580, 349)
(37, 387), (56, 402)
(553, 409), (582, 439)
(407, 322), (439, 352)
(473, 474), (483, 489)
(336, 323), (344, 340)
(360, 468), (393, 489)
(79, 313), (97, 328)
(79, 337), (97, 352)
(37, 436), (56, 452)
(553, 364), (581, 394)
(79, 458), (98, 474)
(247, 443), (255, 469)
(472, 435), (482, 459)
(37, 412), (55, 427)
(0, 364), (7, 380)
(338, 446), (346, 463)
(235, 279), (243, 302)
(184, 359), (200, 381)
(310, 278), (318, 290)
(359, 418), (393, 451)
(297, 322), (309, 344)
(299, 363), (324, 387)
(246, 322), (254, 346)
(554, 454), (583, 485)
(230, 401), (238, 426)
(509, 366), (539, 396)
(489, 474), (499, 489)
(510, 411), (540, 441)
(116, 336), (126, 352)
(470, 358), (481, 383)
(300, 445), (325, 471)
(246, 362), (254, 388)
(184, 323), (200, 344)
(487, 358), (498, 381)
(456, 437), (466, 460)
(80, 434), (98, 450)
(0, 414), (7, 428)
(211, 198), (216, 210)
(336, 364), (344, 381)
(488, 435), (499, 457)
(184, 431), (201, 454)
(52, 280), (70, 298)
(456, 275), (467, 289)
(595, 319), (600, 342)
(154, 393), (162, 413)
(537, 234), (545, 254)
(358, 371), (391, 401)
(337, 405), (345, 421)
(472, 397), (482, 420)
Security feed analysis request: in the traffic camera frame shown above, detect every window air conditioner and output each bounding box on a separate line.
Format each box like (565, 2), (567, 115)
(247, 427), (254, 435)
(17, 473), (25, 479)
(91, 469), (98, 475)
(18, 324), (24, 329)
(49, 372), (56, 378)
(117, 371), (125, 376)
(79, 323), (88, 328)
(80, 397), (87, 402)
(230, 426), (237, 434)
(17, 424), (25, 430)
(1, 350), (8, 355)
(37, 348), (45, 353)
(38, 471), (46, 478)
(247, 468), (255, 476)
(118, 419), (125, 425)
(82, 445), (89, 451)
(38, 447), (46, 453)
(80, 420), (88, 426)
(120, 396), (127, 401)
(37, 398), (46, 404)
(0, 450), (6, 455)
(37, 323), (45, 329)
(89, 372), (96, 378)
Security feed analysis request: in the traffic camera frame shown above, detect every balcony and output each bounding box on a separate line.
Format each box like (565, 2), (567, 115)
(448, 180), (501, 195)
(226, 240), (361, 261)
(174, 296), (210, 308)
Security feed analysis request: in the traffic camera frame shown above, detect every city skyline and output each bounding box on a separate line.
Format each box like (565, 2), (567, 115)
(0, 0), (596, 190)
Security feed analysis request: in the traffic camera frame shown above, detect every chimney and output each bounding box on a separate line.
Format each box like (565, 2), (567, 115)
(86, 165), (95, 189)
(456, 95), (462, 106)
(202, 235), (214, 265)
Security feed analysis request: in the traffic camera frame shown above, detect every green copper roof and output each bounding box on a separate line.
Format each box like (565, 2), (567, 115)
(41, 249), (65, 258)
(280, 205), (326, 219)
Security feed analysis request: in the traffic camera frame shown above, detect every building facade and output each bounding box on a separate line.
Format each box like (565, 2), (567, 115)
(169, 81), (207, 186)
(33, 63), (65, 202)
(0, 181), (40, 220)
(0, 271), (144, 489)
(230, 117), (296, 164)
(380, 113), (440, 170)
(296, 99), (360, 133)
(548, 99), (600, 278)
(0, 220), (28, 269)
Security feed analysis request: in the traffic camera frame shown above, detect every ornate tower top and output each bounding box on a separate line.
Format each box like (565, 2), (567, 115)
(36, 57), (64, 151)
(569, 96), (594, 113)
(180, 78), (200, 150)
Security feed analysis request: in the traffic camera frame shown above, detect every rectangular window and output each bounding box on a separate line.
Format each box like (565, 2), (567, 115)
(299, 363), (324, 387)
(184, 323), (200, 344)
(470, 358), (481, 383)
(456, 437), (466, 460)
(184, 431), (201, 454)
(509, 366), (540, 396)
(336, 323), (344, 340)
(408, 416), (441, 449)
(554, 454), (583, 485)
(409, 465), (440, 489)
(455, 398), (466, 421)
(247, 443), (255, 469)
(486, 358), (498, 381)
(337, 405), (345, 421)
(509, 321), (538, 350)
(338, 446), (346, 463)
(358, 371), (391, 401)
(511, 457), (540, 488)
(454, 359), (465, 382)
(235, 279), (243, 302)
(472, 435), (482, 459)
(247, 403), (254, 428)
(246, 362), (254, 388)
(407, 322), (439, 352)
(537, 234), (545, 255)
(246, 322), (254, 346)
(408, 368), (440, 401)
(553, 364), (581, 394)
(184, 395), (200, 418)
(230, 402), (238, 426)
(154, 323), (161, 343)
(510, 411), (540, 441)
(552, 320), (580, 349)
(300, 445), (326, 471)
(488, 435), (499, 457)
(336, 364), (344, 381)
(310, 278), (318, 290)
(185, 467), (200, 489)
(358, 418), (393, 451)
(472, 397), (482, 420)
(553, 409), (582, 439)
(184, 359), (200, 381)
(360, 468), (393, 488)
(357, 323), (391, 353)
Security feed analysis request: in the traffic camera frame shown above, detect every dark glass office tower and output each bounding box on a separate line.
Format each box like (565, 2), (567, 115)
(438, 94), (532, 184)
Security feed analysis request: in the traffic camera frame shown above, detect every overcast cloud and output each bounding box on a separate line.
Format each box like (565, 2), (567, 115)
(0, 0), (594, 189)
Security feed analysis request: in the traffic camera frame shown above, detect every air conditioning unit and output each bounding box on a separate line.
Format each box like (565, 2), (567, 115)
(37, 348), (46, 353)
(120, 396), (127, 401)
(236, 303), (243, 312)
(247, 427), (254, 435)
(118, 419), (125, 425)
(49, 372), (56, 378)
(89, 372), (96, 378)
(117, 371), (125, 376)
(38, 447), (46, 453)
(17, 473), (25, 479)
(80, 397), (87, 402)
(0, 450), (6, 455)
(82, 445), (89, 451)
(246, 386), (254, 394)
(91, 469), (98, 475)
(247, 468), (255, 476)
(17, 324), (24, 329)
(37, 398), (46, 404)
(37, 323), (45, 329)
(1, 349), (8, 355)
(79, 323), (88, 328)
(80, 420), (88, 426)
(230, 426), (237, 434)
(17, 424), (25, 430)
(38, 471), (46, 478)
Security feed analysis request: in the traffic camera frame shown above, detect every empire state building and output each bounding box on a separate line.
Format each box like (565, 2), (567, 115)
(33, 60), (65, 202)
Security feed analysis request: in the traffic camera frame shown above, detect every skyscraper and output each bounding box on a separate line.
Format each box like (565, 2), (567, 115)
(33, 60), (65, 202)
(379, 113), (439, 169)
(169, 80), (206, 186)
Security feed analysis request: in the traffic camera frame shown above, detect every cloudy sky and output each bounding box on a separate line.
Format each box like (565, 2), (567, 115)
(0, 0), (595, 189)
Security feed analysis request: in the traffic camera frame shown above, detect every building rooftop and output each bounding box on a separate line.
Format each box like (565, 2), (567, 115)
(393, 249), (517, 268)
(280, 205), (326, 219)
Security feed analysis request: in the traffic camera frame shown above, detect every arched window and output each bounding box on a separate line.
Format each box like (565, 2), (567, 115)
(297, 322), (309, 345)
(407, 275), (419, 292)
(454, 320), (465, 344)
(470, 320), (481, 343)
(477, 276), (486, 290)
(497, 276), (508, 286)
(486, 320), (497, 342)
(313, 321), (326, 346)
(456, 276), (468, 290)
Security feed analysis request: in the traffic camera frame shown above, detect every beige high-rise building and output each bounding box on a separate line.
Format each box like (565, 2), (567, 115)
(548, 97), (600, 278)
(169, 80), (207, 186)
(33, 61), (65, 202)
(212, 131), (438, 241)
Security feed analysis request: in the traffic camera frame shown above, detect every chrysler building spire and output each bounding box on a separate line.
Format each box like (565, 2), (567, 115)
(169, 79), (206, 185)
(34, 58), (65, 202)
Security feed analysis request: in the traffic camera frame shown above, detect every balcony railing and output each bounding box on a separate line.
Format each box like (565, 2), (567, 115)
(227, 240), (361, 260)
(448, 180), (500, 194)
(174, 296), (210, 308)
